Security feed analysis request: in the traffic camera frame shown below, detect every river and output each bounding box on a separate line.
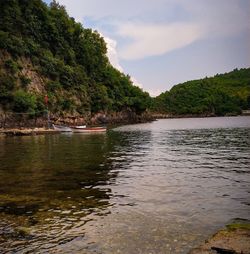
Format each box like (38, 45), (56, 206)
(0, 116), (250, 253)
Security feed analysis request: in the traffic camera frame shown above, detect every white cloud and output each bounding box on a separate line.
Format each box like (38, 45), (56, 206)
(115, 0), (250, 60)
(56, 0), (250, 94)
(147, 88), (162, 97)
(130, 76), (143, 89)
(58, 0), (250, 61)
(103, 36), (123, 72)
(117, 22), (202, 60)
(57, 0), (171, 21)
(103, 36), (145, 89)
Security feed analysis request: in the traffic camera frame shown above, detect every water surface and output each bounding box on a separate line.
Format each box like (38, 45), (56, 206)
(0, 116), (250, 253)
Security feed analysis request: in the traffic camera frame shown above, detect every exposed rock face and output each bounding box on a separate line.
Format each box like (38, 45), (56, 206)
(0, 110), (154, 128)
(0, 50), (153, 128)
(19, 56), (47, 95)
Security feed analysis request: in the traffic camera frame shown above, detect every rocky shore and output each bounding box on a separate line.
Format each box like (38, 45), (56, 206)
(189, 219), (250, 254)
(0, 110), (155, 130)
(0, 128), (59, 136)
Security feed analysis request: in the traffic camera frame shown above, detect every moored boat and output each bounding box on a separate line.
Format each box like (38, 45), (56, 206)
(52, 124), (72, 132)
(71, 126), (107, 133)
(73, 125), (86, 129)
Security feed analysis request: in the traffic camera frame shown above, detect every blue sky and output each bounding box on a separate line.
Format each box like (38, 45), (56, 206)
(44, 0), (250, 96)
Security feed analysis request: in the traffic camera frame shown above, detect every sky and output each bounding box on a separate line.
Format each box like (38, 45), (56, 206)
(44, 0), (250, 96)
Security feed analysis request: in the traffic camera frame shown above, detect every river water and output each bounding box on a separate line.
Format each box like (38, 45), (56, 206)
(0, 116), (250, 253)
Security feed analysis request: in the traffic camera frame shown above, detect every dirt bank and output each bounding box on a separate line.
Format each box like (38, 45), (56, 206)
(0, 128), (59, 136)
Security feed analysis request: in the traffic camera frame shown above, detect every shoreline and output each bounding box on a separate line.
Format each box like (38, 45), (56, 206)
(151, 112), (250, 119)
(189, 219), (250, 254)
(0, 128), (60, 136)
(1, 115), (249, 136)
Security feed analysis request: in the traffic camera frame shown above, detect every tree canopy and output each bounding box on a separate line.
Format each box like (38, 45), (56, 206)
(0, 0), (151, 116)
(152, 68), (250, 116)
(0, 0), (248, 119)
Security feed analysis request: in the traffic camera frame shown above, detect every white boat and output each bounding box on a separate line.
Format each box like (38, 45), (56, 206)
(73, 125), (86, 129)
(71, 126), (107, 133)
(52, 124), (72, 132)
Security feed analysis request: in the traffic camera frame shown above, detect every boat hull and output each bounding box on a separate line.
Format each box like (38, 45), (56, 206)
(52, 124), (72, 132)
(71, 127), (106, 133)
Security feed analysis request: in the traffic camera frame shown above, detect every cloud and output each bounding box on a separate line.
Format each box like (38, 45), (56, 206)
(146, 88), (162, 97)
(57, 0), (171, 21)
(55, 0), (250, 95)
(130, 76), (143, 89)
(115, 0), (250, 60)
(57, 0), (250, 61)
(117, 22), (202, 60)
(103, 36), (145, 89)
(182, 0), (250, 37)
(103, 36), (123, 72)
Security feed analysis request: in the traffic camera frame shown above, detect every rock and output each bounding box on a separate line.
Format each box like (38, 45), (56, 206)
(189, 219), (250, 254)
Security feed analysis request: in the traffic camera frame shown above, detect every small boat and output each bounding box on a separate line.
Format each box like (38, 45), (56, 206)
(52, 124), (72, 132)
(73, 125), (86, 129)
(71, 126), (107, 133)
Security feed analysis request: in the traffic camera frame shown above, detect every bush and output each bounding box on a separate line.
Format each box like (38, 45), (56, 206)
(4, 59), (20, 74)
(0, 31), (9, 49)
(46, 81), (62, 92)
(35, 96), (47, 117)
(0, 73), (15, 105)
(13, 90), (37, 114)
(6, 35), (26, 57)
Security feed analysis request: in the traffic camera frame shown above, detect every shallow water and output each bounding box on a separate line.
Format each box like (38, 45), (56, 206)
(0, 116), (250, 253)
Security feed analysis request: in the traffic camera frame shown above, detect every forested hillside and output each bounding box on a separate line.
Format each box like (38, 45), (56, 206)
(152, 68), (250, 116)
(0, 0), (249, 127)
(0, 0), (151, 126)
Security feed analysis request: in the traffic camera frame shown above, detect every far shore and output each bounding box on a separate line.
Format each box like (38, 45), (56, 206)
(152, 111), (250, 119)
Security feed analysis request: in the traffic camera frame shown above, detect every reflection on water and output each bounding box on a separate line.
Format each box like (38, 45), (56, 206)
(0, 134), (117, 253)
(0, 116), (250, 253)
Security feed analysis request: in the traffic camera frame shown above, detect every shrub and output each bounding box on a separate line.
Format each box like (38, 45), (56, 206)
(13, 90), (37, 114)
(46, 81), (61, 92)
(4, 59), (20, 74)
(0, 73), (15, 105)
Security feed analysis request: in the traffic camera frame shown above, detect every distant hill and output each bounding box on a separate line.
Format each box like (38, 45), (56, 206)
(0, 0), (151, 126)
(152, 68), (250, 116)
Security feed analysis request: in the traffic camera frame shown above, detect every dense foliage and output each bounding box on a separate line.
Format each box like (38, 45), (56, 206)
(0, 0), (150, 116)
(152, 68), (250, 116)
(0, 0), (249, 119)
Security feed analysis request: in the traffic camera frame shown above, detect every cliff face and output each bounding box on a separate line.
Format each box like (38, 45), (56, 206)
(0, 49), (152, 128)
(0, 50), (83, 128)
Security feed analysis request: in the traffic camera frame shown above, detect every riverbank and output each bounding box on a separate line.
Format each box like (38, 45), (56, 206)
(151, 112), (249, 119)
(189, 219), (250, 254)
(0, 128), (59, 136)
(0, 110), (155, 129)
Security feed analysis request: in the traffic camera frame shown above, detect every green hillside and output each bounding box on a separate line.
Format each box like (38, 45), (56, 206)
(0, 0), (249, 126)
(0, 0), (151, 124)
(152, 68), (250, 116)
